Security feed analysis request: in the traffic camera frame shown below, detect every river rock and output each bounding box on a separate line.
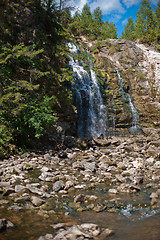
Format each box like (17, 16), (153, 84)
(64, 181), (74, 190)
(0, 219), (14, 232)
(108, 189), (118, 194)
(52, 180), (64, 192)
(31, 196), (45, 206)
(15, 185), (26, 193)
(150, 192), (158, 199)
(98, 228), (114, 239)
(38, 233), (54, 240)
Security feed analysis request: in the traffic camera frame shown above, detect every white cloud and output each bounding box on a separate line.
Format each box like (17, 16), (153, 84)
(122, 0), (158, 8)
(122, 18), (128, 25)
(76, 0), (87, 11)
(72, 0), (125, 15)
(122, 0), (141, 8)
(90, 0), (125, 14)
(109, 14), (123, 23)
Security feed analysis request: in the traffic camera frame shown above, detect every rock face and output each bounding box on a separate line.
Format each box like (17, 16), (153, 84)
(88, 39), (160, 131)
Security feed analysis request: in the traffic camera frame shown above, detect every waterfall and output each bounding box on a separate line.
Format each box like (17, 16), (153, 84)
(68, 43), (107, 138)
(115, 67), (141, 134)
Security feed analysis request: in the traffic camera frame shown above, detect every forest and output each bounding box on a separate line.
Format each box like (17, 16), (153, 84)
(0, 0), (160, 158)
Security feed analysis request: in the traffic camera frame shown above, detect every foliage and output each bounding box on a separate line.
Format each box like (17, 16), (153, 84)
(0, 0), (74, 157)
(121, 17), (136, 41)
(121, 0), (160, 44)
(70, 4), (117, 40)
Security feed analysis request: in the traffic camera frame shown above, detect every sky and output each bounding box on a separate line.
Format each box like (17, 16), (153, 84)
(71, 0), (159, 37)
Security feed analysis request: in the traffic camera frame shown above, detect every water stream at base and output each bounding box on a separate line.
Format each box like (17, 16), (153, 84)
(68, 43), (107, 138)
(115, 67), (141, 134)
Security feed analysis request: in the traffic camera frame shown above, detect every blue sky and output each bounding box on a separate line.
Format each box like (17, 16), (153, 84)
(72, 0), (159, 37)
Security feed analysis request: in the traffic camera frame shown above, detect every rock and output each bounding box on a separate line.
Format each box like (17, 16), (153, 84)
(15, 185), (26, 193)
(0, 200), (9, 205)
(83, 162), (97, 172)
(31, 196), (45, 206)
(108, 189), (118, 194)
(98, 228), (114, 239)
(44, 154), (51, 161)
(52, 180), (64, 192)
(150, 192), (158, 199)
(0, 169), (3, 176)
(93, 138), (111, 147)
(0, 219), (7, 232)
(3, 187), (15, 196)
(52, 223), (65, 230)
(74, 194), (85, 203)
(64, 181), (74, 190)
(38, 233), (54, 240)
(0, 219), (14, 232)
(156, 189), (160, 197)
(53, 225), (90, 239)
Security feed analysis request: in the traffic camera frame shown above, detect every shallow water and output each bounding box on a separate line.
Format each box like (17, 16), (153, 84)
(0, 188), (160, 240)
(0, 208), (160, 240)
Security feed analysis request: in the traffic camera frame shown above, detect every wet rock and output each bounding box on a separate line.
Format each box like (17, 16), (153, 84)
(0, 219), (14, 232)
(31, 196), (45, 206)
(52, 180), (64, 192)
(0, 200), (9, 205)
(52, 223), (65, 230)
(44, 154), (51, 161)
(3, 187), (15, 196)
(74, 194), (85, 203)
(38, 233), (54, 240)
(58, 150), (67, 158)
(108, 189), (118, 194)
(93, 138), (111, 147)
(156, 189), (160, 197)
(150, 192), (158, 199)
(98, 228), (114, 239)
(15, 185), (26, 193)
(64, 181), (74, 190)
(0, 169), (3, 176)
(39, 172), (55, 182)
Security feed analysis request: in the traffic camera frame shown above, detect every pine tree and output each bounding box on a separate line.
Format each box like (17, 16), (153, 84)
(100, 21), (117, 39)
(121, 17), (135, 40)
(134, 0), (155, 39)
(155, 0), (160, 29)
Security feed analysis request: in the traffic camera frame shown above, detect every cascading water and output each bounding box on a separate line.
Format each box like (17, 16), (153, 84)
(68, 43), (107, 138)
(115, 67), (141, 134)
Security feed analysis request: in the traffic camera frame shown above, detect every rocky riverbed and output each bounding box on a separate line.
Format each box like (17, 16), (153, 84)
(0, 128), (160, 239)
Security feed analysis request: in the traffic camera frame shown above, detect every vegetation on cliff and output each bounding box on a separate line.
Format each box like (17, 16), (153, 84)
(121, 0), (160, 45)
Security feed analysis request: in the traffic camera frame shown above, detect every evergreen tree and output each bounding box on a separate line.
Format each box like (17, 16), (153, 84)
(100, 21), (117, 39)
(121, 17), (135, 40)
(155, 0), (160, 29)
(134, 0), (155, 39)
(93, 7), (103, 22)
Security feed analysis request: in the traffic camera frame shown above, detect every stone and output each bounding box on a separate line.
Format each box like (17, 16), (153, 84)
(150, 192), (158, 199)
(0, 219), (14, 232)
(108, 189), (118, 194)
(64, 181), (74, 190)
(44, 154), (51, 161)
(3, 187), (15, 196)
(31, 196), (45, 206)
(38, 233), (54, 240)
(99, 228), (114, 239)
(52, 180), (64, 192)
(15, 185), (26, 193)
(52, 223), (65, 230)
(0, 169), (3, 176)
(0, 200), (9, 205)
(74, 194), (85, 203)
